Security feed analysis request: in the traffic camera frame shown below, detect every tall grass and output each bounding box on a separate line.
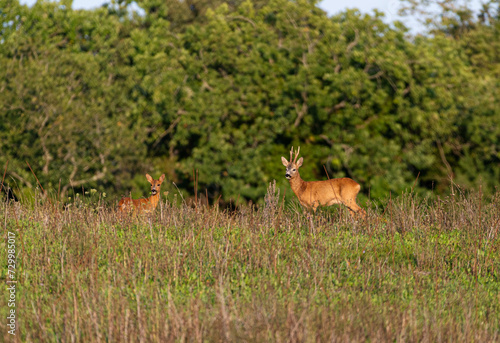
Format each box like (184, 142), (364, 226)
(1, 184), (499, 342)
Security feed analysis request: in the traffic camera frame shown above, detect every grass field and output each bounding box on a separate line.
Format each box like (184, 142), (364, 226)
(1, 183), (499, 342)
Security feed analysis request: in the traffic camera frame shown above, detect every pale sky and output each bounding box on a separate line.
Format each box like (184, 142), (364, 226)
(19, 0), (410, 18)
(18, 0), (483, 33)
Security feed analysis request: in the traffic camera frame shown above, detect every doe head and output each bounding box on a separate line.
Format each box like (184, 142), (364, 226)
(146, 174), (165, 195)
(281, 146), (303, 180)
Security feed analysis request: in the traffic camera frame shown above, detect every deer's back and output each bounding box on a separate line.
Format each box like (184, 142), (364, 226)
(300, 177), (360, 206)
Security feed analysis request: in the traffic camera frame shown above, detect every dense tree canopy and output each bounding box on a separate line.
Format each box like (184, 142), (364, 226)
(1, 0), (499, 204)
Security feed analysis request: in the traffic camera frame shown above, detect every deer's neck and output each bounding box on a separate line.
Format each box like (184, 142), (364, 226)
(147, 193), (160, 210)
(289, 174), (307, 198)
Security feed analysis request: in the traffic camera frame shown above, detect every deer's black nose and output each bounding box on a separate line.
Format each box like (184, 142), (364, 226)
(285, 173), (291, 179)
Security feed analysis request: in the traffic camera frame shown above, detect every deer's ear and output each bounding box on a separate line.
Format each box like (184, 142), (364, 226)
(146, 174), (153, 184)
(281, 157), (289, 167)
(296, 157), (303, 167)
(159, 174), (165, 183)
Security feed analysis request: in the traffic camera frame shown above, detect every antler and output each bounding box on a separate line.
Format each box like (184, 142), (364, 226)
(293, 146), (301, 163)
(290, 146), (294, 163)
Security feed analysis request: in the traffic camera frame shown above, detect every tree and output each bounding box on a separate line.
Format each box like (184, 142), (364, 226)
(0, 0), (148, 198)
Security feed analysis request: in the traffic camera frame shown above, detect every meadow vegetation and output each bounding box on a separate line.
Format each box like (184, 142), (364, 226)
(1, 183), (499, 342)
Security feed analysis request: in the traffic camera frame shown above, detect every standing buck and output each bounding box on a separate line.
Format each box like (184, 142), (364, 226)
(281, 147), (365, 218)
(118, 174), (165, 214)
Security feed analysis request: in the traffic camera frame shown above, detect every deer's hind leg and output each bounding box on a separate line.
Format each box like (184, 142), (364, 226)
(340, 185), (366, 218)
(345, 200), (366, 218)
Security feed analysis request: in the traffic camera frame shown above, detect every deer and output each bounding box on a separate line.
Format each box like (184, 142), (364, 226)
(118, 174), (165, 214)
(281, 147), (365, 218)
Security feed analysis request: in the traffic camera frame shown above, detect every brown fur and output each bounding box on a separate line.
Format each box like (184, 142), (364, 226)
(118, 174), (165, 214)
(282, 147), (365, 218)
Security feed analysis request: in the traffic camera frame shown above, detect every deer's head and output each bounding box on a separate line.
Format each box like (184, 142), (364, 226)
(146, 174), (165, 195)
(281, 146), (303, 180)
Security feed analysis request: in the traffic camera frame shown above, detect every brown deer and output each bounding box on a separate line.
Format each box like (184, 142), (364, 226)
(281, 147), (365, 218)
(118, 174), (165, 214)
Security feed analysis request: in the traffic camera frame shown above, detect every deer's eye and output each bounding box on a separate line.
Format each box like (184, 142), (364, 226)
(293, 169), (296, 171)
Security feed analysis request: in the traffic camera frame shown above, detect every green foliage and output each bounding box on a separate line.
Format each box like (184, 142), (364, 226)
(0, 0), (498, 204)
(0, 0), (147, 197)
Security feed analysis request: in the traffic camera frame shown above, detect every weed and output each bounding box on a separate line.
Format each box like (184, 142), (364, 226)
(1, 187), (499, 341)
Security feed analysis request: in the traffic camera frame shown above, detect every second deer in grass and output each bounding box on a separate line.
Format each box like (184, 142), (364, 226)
(118, 174), (165, 214)
(281, 147), (365, 218)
